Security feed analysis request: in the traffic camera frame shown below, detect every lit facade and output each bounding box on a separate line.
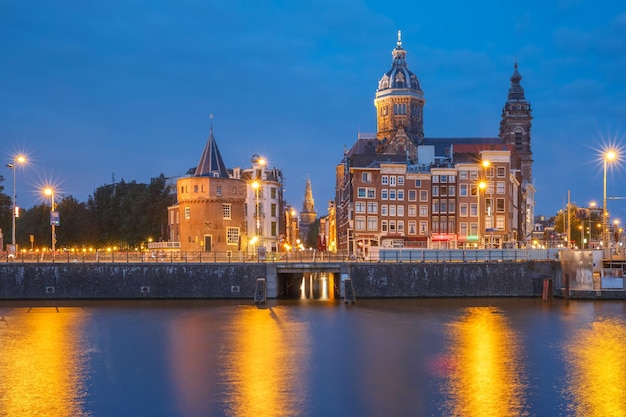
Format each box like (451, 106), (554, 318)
(168, 127), (247, 253)
(335, 32), (533, 255)
(233, 154), (285, 254)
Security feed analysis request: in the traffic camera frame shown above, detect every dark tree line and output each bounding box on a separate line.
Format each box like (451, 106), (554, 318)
(0, 174), (175, 251)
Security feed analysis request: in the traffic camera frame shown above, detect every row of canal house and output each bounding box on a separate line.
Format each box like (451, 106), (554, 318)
(163, 32), (534, 257)
(335, 32), (534, 256)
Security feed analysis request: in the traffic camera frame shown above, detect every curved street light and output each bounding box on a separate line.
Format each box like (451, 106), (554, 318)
(6, 154), (27, 254)
(603, 150), (617, 251)
(44, 187), (56, 260)
(477, 180), (487, 248)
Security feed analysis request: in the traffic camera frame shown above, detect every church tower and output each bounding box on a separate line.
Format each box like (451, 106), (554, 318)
(299, 176), (317, 241)
(499, 63), (533, 185)
(374, 31), (425, 155)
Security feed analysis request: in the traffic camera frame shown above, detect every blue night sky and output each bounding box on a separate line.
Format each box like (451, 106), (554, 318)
(1, 0), (625, 220)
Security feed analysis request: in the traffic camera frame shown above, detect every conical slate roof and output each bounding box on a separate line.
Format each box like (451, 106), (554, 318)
(194, 126), (229, 178)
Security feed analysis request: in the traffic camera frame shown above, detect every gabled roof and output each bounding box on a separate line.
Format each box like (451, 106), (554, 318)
(194, 126), (229, 178)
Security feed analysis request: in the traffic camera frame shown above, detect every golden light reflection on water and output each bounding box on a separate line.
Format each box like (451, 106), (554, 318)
(0, 307), (91, 417)
(221, 306), (311, 417)
(565, 316), (626, 417)
(443, 307), (527, 417)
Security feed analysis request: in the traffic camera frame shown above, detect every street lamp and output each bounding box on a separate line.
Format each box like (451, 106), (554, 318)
(44, 187), (56, 260)
(602, 150), (617, 251)
(482, 160), (494, 247)
(6, 154), (27, 254)
(477, 180), (487, 248)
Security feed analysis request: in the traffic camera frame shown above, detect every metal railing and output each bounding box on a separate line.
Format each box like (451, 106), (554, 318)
(1, 248), (563, 264)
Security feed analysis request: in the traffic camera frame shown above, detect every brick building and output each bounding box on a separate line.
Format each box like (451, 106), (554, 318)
(335, 32), (534, 256)
(167, 128), (247, 253)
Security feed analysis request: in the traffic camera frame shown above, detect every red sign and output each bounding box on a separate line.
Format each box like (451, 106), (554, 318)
(431, 233), (456, 241)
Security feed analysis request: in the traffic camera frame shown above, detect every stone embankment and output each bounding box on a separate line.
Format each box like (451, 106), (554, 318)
(0, 261), (562, 300)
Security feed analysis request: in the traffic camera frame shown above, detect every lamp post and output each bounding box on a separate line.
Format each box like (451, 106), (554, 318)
(603, 150), (617, 251)
(44, 187), (56, 260)
(477, 180), (486, 248)
(7, 155), (26, 254)
(482, 160), (493, 247)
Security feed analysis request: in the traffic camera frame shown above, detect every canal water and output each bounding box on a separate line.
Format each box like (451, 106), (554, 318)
(0, 297), (624, 417)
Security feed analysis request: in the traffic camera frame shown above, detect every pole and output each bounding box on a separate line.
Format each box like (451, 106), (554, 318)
(603, 157), (608, 252)
(477, 184), (481, 249)
(567, 190), (572, 248)
(51, 191), (56, 261)
(11, 163), (16, 248)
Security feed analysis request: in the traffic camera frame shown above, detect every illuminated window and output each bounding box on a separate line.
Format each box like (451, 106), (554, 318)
(222, 204), (232, 219)
(227, 228), (239, 245)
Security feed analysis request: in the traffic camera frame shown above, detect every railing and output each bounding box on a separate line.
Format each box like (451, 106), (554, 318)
(0, 248), (564, 264)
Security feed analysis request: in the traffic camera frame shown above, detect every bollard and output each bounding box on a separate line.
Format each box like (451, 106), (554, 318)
(542, 278), (553, 301)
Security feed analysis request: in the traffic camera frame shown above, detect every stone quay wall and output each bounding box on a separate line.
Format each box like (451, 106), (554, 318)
(0, 264), (266, 300)
(349, 261), (561, 298)
(0, 261), (561, 300)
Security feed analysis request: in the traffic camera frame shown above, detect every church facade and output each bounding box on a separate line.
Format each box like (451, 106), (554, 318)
(335, 32), (534, 255)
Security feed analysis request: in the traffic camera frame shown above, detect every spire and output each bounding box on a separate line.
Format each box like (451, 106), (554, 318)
(507, 62), (525, 101)
(194, 126), (230, 178)
(302, 175), (315, 214)
(391, 30), (407, 69)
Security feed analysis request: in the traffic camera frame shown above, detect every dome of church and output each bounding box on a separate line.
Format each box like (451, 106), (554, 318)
(377, 31), (423, 98)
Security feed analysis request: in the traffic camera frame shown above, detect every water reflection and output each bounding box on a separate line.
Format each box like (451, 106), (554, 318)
(0, 307), (91, 417)
(300, 273), (335, 300)
(221, 306), (311, 417)
(442, 307), (527, 417)
(565, 316), (626, 417)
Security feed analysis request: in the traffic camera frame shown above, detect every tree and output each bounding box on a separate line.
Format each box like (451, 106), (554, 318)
(305, 218), (320, 249)
(55, 196), (94, 247)
(0, 172), (176, 251)
(553, 205), (603, 248)
(0, 175), (11, 247)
